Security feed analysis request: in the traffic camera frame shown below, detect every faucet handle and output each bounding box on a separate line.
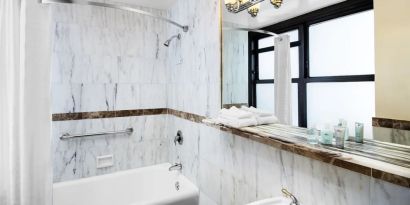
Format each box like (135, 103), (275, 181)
(281, 188), (299, 205)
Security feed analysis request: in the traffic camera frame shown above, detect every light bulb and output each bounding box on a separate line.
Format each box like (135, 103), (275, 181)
(270, 0), (283, 9)
(225, 0), (240, 12)
(247, 3), (260, 17)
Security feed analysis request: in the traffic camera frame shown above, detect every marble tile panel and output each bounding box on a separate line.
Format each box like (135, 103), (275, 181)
(52, 115), (168, 182)
(51, 83), (83, 113)
(80, 84), (116, 112)
(370, 178), (410, 205)
(292, 154), (370, 205)
(114, 84), (141, 110)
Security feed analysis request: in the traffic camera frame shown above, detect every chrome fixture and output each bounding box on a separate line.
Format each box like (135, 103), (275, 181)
(281, 188), (299, 205)
(40, 0), (189, 32)
(223, 27), (279, 37)
(224, 0), (284, 17)
(174, 130), (184, 145)
(164, 34), (181, 47)
(60, 128), (133, 140)
(175, 181), (180, 191)
(169, 163), (183, 171)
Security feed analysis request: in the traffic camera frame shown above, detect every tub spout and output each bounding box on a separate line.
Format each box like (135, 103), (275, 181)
(169, 163), (182, 171)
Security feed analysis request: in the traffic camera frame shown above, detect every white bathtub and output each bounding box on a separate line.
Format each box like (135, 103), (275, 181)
(53, 163), (199, 205)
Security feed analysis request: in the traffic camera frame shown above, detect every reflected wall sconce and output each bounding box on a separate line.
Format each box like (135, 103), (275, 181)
(224, 0), (283, 17)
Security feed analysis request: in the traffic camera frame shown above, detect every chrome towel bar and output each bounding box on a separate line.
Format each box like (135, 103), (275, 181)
(60, 128), (134, 140)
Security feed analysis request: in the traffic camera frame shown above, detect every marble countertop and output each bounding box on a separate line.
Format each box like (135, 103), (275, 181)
(202, 122), (410, 188)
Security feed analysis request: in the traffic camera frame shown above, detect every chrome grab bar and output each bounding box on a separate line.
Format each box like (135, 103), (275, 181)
(60, 128), (133, 140)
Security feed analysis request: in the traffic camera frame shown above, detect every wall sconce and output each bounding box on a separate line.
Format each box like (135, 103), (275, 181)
(270, 0), (283, 8)
(248, 4), (260, 17)
(225, 0), (240, 12)
(225, 0), (284, 17)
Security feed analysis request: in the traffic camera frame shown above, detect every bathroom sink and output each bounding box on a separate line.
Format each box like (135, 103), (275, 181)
(246, 197), (293, 205)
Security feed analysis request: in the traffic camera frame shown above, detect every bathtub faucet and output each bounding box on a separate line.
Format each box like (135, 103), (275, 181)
(169, 163), (182, 171)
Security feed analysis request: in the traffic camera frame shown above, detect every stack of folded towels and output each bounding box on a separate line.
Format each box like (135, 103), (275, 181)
(204, 106), (278, 128)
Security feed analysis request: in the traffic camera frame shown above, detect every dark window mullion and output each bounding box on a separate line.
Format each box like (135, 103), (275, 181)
(299, 24), (308, 127)
(248, 33), (257, 107)
(306, 75), (375, 83)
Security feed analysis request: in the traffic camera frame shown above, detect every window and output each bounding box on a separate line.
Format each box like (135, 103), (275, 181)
(249, 1), (374, 132)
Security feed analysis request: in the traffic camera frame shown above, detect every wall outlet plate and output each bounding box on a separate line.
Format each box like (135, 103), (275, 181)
(96, 155), (114, 169)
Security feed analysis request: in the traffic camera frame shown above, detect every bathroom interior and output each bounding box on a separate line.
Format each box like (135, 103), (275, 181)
(1, 0), (409, 204)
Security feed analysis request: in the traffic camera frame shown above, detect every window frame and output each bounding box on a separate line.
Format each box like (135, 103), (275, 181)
(248, 0), (374, 127)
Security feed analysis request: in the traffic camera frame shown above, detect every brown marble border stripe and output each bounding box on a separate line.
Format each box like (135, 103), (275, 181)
(373, 117), (410, 131)
(167, 109), (205, 123)
(52, 108), (167, 121)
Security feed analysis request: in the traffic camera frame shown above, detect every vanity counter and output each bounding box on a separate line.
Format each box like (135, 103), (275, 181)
(202, 121), (410, 189)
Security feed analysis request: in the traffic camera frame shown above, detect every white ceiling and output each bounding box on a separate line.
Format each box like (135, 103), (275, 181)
(113, 0), (177, 10)
(223, 0), (346, 29)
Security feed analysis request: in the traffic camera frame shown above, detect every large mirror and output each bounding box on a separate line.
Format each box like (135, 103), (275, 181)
(221, 0), (410, 147)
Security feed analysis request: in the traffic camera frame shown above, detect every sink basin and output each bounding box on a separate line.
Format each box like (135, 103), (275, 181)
(246, 197), (293, 205)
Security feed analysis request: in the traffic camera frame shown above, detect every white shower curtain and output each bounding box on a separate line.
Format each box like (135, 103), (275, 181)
(0, 0), (52, 204)
(274, 35), (292, 125)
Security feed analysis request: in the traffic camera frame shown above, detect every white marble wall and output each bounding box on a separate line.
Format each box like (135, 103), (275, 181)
(167, 116), (410, 205)
(50, 3), (168, 113)
(53, 115), (168, 182)
(166, 0), (410, 205)
(166, 0), (221, 118)
(222, 22), (249, 106)
(50, 3), (169, 182)
(50, 0), (410, 203)
(373, 127), (410, 146)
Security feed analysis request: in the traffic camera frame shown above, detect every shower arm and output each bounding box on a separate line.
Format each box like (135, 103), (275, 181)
(40, 0), (189, 32)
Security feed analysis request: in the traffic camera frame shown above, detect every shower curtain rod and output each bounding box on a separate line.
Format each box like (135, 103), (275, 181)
(40, 0), (189, 32)
(223, 27), (279, 37)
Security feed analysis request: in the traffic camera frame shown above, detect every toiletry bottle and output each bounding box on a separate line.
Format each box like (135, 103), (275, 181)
(334, 126), (346, 149)
(307, 125), (319, 145)
(320, 124), (333, 145)
(338, 119), (349, 141)
(355, 122), (364, 143)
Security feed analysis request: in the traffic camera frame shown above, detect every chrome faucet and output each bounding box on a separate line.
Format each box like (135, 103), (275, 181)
(282, 188), (299, 205)
(169, 163), (182, 171)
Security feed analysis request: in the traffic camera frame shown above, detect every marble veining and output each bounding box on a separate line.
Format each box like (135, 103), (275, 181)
(49, 1), (409, 205)
(50, 3), (168, 114)
(222, 22), (249, 106)
(53, 115), (168, 182)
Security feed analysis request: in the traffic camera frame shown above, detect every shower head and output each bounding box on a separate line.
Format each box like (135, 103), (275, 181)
(164, 34), (181, 47)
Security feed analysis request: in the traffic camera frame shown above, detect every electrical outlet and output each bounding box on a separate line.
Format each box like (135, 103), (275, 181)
(96, 155), (114, 169)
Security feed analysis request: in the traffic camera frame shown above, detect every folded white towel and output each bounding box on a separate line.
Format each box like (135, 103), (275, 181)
(240, 106), (273, 117)
(217, 116), (258, 128)
(219, 107), (253, 119)
(255, 116), (279, 125)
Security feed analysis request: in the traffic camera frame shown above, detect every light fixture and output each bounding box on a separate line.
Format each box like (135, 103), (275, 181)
(248, 4), (260, 18)
(270, 0), (283, 8)
(225, 0), (284, 17)
(224, 0), (240, 12)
